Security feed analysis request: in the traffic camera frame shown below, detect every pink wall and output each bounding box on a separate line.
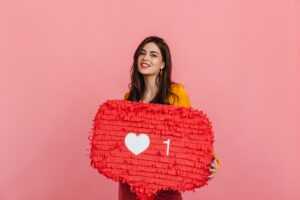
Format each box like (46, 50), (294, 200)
(0, 0), (299, 199)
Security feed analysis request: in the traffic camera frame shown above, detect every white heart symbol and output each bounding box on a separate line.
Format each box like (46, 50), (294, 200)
(124, 132), (150, 155)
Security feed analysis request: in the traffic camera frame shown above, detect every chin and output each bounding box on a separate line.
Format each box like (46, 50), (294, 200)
(139, 72), (153, 76)
(138, 68), (151, 75)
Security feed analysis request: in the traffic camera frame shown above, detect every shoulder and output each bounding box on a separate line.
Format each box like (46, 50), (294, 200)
(170, 82), (186, 94)
(169, 82), (191, 108)
(124, 91), (129, 100)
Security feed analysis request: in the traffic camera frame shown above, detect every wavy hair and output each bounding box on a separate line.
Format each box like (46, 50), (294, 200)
(126, 36), (178, 104)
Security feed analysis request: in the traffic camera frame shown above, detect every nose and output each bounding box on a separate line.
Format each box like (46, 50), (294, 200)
(142, 53), (150, 61)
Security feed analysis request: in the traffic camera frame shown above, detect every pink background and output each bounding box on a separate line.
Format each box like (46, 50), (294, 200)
(1, 0), (299, 199)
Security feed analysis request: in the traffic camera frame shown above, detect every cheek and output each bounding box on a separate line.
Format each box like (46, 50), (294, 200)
(153, 58), (163, 68)
(137, 56), (142, 64)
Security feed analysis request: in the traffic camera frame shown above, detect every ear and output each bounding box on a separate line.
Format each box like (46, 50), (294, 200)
(161, 63), (165, 70)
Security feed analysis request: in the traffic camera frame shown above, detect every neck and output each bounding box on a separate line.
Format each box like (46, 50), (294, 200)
(142, 75), (159, 101)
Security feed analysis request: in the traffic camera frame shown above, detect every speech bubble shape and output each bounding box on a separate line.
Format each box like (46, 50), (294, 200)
(89, 100), (214, 200)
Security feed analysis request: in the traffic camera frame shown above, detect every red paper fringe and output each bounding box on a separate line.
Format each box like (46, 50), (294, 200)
(89, 100), (214, 200)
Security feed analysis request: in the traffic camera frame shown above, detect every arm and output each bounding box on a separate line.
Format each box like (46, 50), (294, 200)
(173, 84), (221, 178)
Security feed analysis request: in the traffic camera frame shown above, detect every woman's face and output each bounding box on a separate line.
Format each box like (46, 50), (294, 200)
(137, 42), (165, 76)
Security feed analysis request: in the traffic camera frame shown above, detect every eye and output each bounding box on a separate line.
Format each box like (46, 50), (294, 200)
(151, 54), (157, 57)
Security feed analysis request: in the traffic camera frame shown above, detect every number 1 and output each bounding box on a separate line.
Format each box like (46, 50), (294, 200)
(163, 139), (171, 156)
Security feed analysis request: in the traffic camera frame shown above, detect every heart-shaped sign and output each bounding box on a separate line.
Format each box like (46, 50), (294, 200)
(89, 100), (214, 200)
(125, 133), (150, 155)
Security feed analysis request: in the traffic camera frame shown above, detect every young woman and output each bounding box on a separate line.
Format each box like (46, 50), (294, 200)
(120, 36), (221, 200)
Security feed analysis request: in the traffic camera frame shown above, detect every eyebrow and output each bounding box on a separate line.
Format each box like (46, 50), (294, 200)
(141, 48), (160, 54)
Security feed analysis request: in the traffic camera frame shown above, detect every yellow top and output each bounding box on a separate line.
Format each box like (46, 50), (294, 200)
(124, 82), (191, 107)
(123, 82), (221, 173)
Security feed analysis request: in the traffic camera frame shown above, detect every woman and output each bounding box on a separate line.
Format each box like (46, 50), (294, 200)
(120, 36), (221, 200)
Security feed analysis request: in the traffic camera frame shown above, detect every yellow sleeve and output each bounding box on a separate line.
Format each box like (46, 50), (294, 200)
(124, 92), (129, 100)
(169, 83), (191, 108)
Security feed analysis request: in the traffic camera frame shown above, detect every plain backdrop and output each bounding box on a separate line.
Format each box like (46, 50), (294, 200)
(0, 0), (299, 199)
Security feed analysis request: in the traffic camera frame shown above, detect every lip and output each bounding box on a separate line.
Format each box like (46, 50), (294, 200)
(140, 62), (151, 68)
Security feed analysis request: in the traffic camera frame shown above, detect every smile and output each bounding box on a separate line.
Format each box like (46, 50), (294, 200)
(141, 63), (151, 68)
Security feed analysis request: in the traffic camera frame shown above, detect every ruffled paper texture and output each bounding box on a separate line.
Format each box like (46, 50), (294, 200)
(89, 100), (214, 200)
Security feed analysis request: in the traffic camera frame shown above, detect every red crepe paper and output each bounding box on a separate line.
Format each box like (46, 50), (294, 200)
(89, 100), (214, 200)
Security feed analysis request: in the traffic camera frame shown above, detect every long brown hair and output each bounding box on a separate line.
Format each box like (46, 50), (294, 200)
(126, 36), (178, 104)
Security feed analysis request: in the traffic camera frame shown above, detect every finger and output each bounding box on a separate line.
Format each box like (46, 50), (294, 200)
(210, 162), (216, 168)
(208, 174), (215, 179)
(213, 159), (217, 166)
(209, 166), (217, 171)
(209, 167), (217, 171)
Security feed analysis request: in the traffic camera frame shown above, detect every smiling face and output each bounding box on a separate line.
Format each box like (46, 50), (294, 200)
(137, 42), (165, 76)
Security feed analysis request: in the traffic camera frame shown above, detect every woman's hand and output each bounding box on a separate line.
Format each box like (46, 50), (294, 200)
(208, 155), (221, 180)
